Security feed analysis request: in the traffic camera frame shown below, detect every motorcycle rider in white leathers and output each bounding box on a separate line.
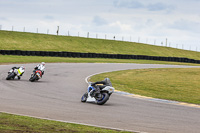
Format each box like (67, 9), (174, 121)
(11, 66), (25, 80)
(34, 62), (45, 76)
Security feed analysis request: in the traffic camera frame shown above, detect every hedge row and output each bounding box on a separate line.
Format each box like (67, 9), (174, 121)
(0, 50), (200, 64)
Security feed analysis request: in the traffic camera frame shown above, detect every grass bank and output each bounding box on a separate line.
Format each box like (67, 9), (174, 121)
(91, 68), (200, 104)
(0, 113), (130, 133)
(1, 30), (200, 60)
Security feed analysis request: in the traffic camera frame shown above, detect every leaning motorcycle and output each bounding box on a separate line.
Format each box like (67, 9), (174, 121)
(6, 69), (16, 80)
(81, 79), (115, 105)
(29, 70), (42, 82)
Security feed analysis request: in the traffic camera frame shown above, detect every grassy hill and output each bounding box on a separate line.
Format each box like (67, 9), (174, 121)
(1, 30), (200, 60)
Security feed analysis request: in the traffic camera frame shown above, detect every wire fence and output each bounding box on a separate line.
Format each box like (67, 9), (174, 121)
(0, 25), (199, 52)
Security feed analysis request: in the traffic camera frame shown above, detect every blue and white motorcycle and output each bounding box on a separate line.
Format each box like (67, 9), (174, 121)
(81, 78), (115, 105)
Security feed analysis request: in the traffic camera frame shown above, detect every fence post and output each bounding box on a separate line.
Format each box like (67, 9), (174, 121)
(57, 26), (59, 35)
(87, 32), (89, 38)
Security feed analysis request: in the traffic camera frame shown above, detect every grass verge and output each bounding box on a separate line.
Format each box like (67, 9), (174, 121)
(0, 55), (200, 66)
(90, 68), (200, 104)
(0, 113), (130, 133)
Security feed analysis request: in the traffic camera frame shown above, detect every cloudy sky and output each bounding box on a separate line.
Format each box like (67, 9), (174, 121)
(1, 0), (200, 51)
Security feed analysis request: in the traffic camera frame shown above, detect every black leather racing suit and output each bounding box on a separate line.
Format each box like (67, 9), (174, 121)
(90, 80), (110, 96)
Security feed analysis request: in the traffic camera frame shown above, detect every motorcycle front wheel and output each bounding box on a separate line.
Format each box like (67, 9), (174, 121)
(96, 92), (109, 105)
(29, 75), (37, 82)
(81, 92), (88, 102)
(6, 73), (15, 80)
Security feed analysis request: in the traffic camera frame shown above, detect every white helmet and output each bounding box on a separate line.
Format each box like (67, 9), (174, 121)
(41, 62), (45, 66)
(20, 66), (25, 70)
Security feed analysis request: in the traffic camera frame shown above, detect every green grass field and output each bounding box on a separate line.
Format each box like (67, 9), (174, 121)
(0, 113), (130, 133)
(1, 30), (200, 60)
(91, 68), (200, 104)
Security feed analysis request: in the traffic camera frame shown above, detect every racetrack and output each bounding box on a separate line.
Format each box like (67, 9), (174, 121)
(0, 63), (200, 133)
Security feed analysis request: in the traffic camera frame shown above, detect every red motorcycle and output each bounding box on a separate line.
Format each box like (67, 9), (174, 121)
(29, 70), (43, 82)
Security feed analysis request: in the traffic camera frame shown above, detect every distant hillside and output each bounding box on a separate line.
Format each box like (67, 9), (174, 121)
(1, 30), (200, 60)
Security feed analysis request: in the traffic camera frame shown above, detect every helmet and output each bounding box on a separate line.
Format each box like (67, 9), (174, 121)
(104, 78), (112, 86)
(20, 66), (25, 70)
(104, 78), (109, 83)
(41, 62), (45, 66)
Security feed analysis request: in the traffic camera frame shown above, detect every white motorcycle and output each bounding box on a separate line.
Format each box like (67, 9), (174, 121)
(81, 78), (115, 105)
(6, 67), (24, 80)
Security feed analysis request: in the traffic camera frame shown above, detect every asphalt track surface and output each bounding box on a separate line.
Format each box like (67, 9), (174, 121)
(0, 63), (200, 133)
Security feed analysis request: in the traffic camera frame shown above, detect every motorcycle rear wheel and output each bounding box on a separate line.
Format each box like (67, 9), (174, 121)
(96, 92), (109, 105)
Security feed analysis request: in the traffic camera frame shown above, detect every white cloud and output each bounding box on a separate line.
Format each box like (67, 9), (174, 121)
(147, 2), (174, 11)
(44, 15), (55, 20)
(113, 0), (175, 12)
(0, 0), (200, 51)
(114, 0), (144, 9)
(109, 21), (131, 31)
(0, 17), (8, 21)
(92, 16), (108, 26)
(169, 19), (200, 34)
